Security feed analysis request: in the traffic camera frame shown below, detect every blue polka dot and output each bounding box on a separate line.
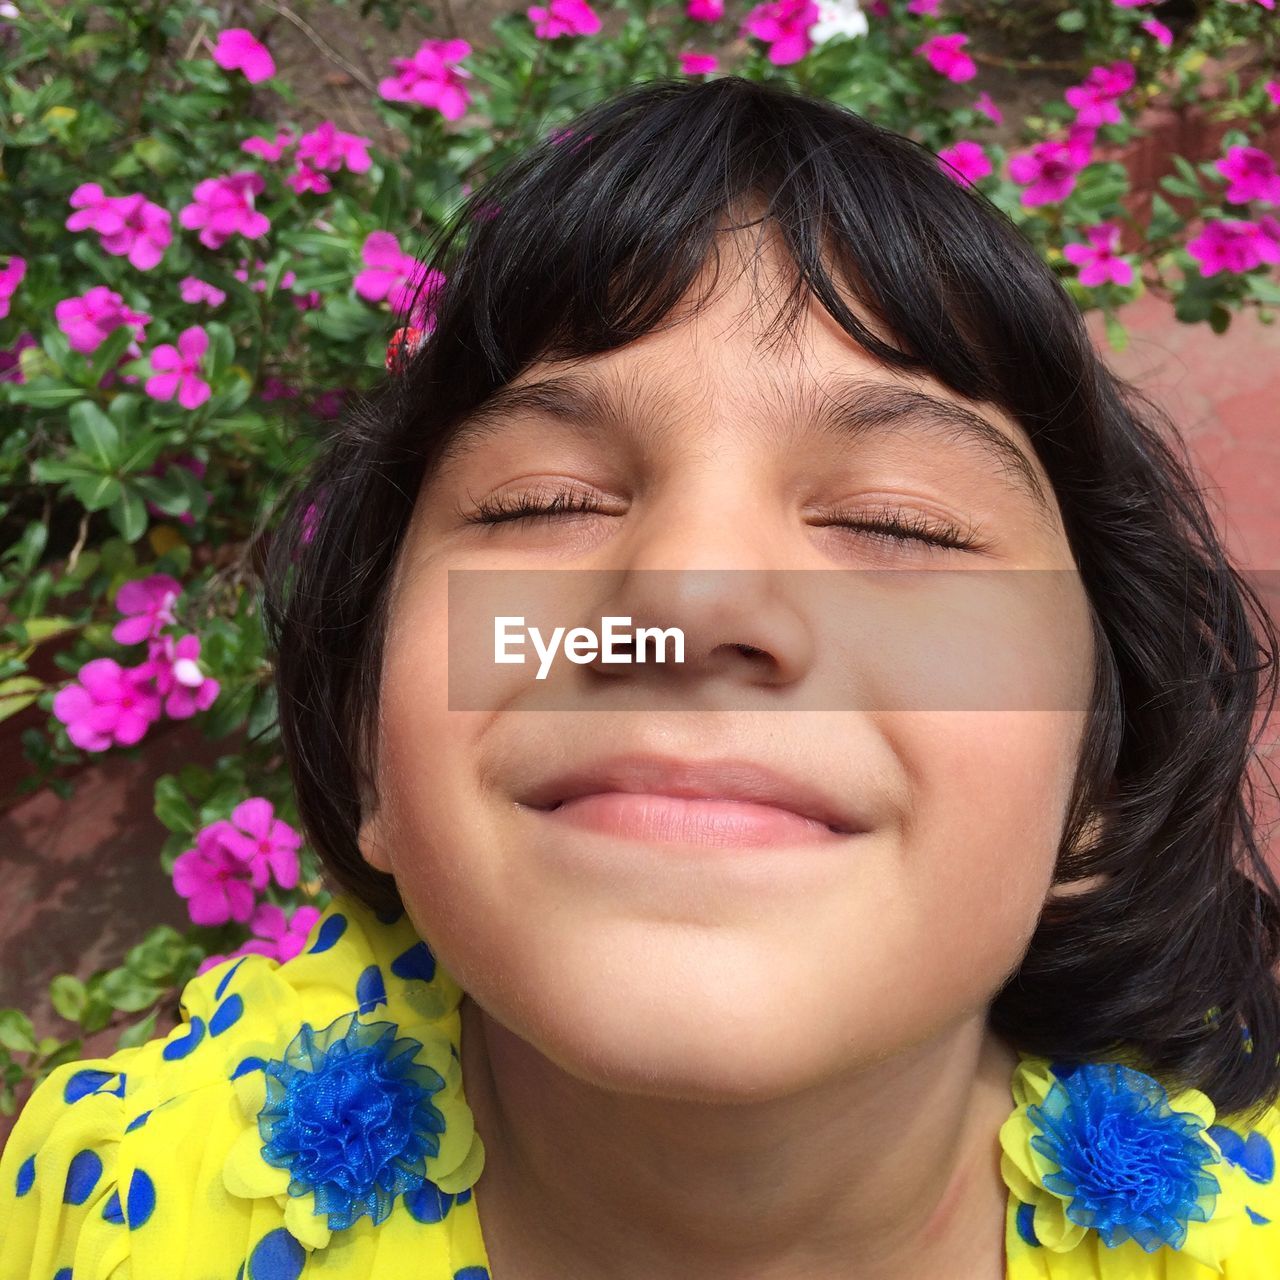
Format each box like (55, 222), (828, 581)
(62, 1150), (103, 1205)
(215, 957), (248, 999)
(456, 1187), (472, 1205)
(125, 1168), (156, 1229)
(162, 1015), (205, 1060)
(405, 1182), (452, 1223)
(54, 1271), (72, 1280)
(210, 994), (245, 1037)
(15, 1155), (35, 1197)
(64, 1068), (113, 1103)
(125, 1109), (152, 1132)
(356, 965), (386, 1014)
(1210, 1124), (1275, 1184)
(453, 1269), (490, 1279)
(390, 941), (436, 984)
(308, 913), (347, 953)
(232, 1056), (266, 1080)
(247, 1227), (305, 1280)
(1015, 1200), (1041, 1247)
(102, 1189), (124, 1224)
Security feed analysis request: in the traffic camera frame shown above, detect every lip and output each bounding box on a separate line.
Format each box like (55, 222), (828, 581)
(518, 754), (867, 835)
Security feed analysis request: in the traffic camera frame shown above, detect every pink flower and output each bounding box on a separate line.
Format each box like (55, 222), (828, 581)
(297, 121), (373, 175)
(937, 139), (992, 186)
(1223, 0), (1275, 8)
(241, 128), (295, 162)
(528, 0), (602, 37)
(906, 0), (941, 13)
(1063, 221), (1134, 286)
(1266, 81), (1280, 108)
(54, 287), (150, 355)
(0, 333), (36, 384)
(179, 171), (270, 250)
(293, 289), (323, 311)
(1064, 61), (1136, 127)
(973, 90), (1003, 125)
(173, 821), (262, 926)
(52, 658), (162, 752)
(179, 276), (226, 307)
(251, 902), (323, 962)
(1139, 17), (1173, 45)
(915, 32), (977, 82)
(65, 186), (172, 270)
(235, 258), (297, 293)
(1008, 126), (1096, 206)
(378, 39), (473, 121)
(679, 51), (720, 74)
(261, 375), (300, 401)
(1186, 216), (1280, 276)
(1217, 145), (1280, 206)
(218, 797), (302, 891)
(146, 633), (219, 718)
(354, 231), (446, 324)
(211, 28), (275, 84)
(112, 573), (182, 645)
(743, 0), (820, 65)
(146, 325), (212, 410)
(311, 389), (347, 420)
(285, 162), (331, 196)
(0, 255), (24, 319)
(196, 902), (323, 974)
(1112, 0), (1155, 6)
(687, 0), (724, 18)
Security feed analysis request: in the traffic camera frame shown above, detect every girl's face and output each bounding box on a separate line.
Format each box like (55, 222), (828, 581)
(359, 233), (1096, 1100)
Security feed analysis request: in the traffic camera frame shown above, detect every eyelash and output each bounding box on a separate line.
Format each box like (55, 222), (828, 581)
(465, 487), (985, 552)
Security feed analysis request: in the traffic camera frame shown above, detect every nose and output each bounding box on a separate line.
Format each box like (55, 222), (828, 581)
(587, 489), (815, 689)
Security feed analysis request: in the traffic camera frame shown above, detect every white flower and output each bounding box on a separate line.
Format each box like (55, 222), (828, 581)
(811, 0), (868, 44)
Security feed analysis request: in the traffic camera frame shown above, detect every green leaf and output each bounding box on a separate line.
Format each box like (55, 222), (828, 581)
(109, 487), (148, 541)
(116, 1008), (159, 1050)
(1103, 312), (1130, 353)
(0, 676), (43, 724)
(1056, 8), (1086, 31)
(88, 327), (137, 387)
(3, 520), (47, 574)
(99, 968), (163, 1014)
(49, 974), (88, 1023)
(0, 1009), (37, 1054)
(154, 775), (198, 834)
(69, 400), (121, 469)
(68, 472), (122, 512)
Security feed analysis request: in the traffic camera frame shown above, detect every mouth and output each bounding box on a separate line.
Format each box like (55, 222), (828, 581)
(519, 754), (867, 846)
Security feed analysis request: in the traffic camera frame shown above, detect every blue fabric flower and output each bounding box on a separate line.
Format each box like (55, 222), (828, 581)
(257, 1011), (448, 1230)
(1026, 1061), (1221, 1253)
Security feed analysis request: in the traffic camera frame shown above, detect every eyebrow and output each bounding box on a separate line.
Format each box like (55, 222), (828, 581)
(439, 370), (1053, 519)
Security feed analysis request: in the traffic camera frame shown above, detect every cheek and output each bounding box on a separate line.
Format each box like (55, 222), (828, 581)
(893, 709), (1082, 954)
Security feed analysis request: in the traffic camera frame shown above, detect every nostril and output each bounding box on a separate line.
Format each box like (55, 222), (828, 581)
(733, 644), (767, 659)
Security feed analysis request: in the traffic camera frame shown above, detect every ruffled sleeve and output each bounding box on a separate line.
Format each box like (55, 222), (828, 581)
(0, 895), (491, 1280)
(0, 1049), (142, 1279)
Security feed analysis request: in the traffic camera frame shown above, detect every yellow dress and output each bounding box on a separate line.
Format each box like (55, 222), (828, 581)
(1, 893), (1277, 1279)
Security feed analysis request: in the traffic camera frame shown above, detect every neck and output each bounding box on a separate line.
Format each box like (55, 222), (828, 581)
(459, 995), (1018, 1280)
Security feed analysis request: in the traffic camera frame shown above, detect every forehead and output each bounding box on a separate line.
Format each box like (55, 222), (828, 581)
(437, 229), (1058, 524)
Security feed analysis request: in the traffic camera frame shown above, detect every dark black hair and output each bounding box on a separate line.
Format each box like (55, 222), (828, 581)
(263, 75), (1280, 1120)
